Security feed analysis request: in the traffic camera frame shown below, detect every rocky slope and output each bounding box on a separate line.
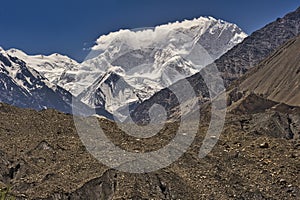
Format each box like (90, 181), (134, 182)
(0, 97), (299, 199)
(237, 35), (300, 107)
(131, 6), (300, 122)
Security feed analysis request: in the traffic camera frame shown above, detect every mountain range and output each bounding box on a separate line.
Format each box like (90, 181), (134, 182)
(71, 17), (246, 118)
(0, 17), (247, 119)
(0, 8), (299, 121)
(0, 7), (299, 123)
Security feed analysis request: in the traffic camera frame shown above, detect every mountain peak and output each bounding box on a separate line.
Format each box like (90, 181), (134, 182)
(72, 16), (247, 113)
(92, 16), (247, 52)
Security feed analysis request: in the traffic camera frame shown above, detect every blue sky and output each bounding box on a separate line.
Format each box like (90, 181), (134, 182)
(0, 0), (299, 61)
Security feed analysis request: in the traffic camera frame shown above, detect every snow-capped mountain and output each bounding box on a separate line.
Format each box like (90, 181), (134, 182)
(61, 16), (247, 119)
(7, 48), (79, 86)
(0, 48), (70, 111)
(0, 16), (246, 120)
(0, 48), (110, 118)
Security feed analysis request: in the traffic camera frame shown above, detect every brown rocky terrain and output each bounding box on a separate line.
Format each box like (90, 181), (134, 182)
(0, 95), (299, 200)
(237, 35), (300, 107)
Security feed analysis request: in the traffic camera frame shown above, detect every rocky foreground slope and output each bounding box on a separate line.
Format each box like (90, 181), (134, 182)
(0, 96), (299, 200)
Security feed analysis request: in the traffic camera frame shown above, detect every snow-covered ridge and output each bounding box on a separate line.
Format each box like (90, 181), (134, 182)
(7, 48), (79, 84)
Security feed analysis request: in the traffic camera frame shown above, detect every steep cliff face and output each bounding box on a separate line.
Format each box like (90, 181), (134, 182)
(216, 6), (300, 85)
